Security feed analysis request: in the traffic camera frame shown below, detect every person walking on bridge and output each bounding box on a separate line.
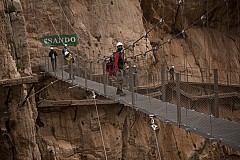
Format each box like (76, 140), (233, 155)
(62, 44), (69, 65)
(114, 42), (126, 96)
(169, 65), (175, 81)
(65, 51), (75, 80)
(49, 47), (57, 71)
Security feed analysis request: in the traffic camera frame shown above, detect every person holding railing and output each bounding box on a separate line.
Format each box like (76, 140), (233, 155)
(65, 51), (75, 80)
(48, 47), (57, 71)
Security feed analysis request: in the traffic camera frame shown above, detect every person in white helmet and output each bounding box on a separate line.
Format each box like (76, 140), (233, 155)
(114, 42), (126, 96)
(62, 44), (69, 65)
(48, 47), (57, 71)
(169, 65), (175, 81)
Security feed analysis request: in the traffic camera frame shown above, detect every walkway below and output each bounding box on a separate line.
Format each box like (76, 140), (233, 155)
(47, 69), (240, 151)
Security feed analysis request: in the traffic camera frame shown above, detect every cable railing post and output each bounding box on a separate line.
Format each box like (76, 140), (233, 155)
(44, 56), (47, 71)
(161, 64), (166, 102)
(90, 61), (93, 81)
(102, 60), (107, 96)
(214, 69), (219, 118)
(84, 60), (88, 88)
(130, 63), (135, 107)
(47, 56), (50, 72)
(54, 57), (57, 76)
(176, 73), (181, 126)
(61, 56), (64, 80)
(71, 58), (74, 84)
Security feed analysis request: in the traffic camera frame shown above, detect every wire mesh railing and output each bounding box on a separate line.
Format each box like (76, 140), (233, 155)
(42, 54), (240, 123)
(40, 54), (240, 151)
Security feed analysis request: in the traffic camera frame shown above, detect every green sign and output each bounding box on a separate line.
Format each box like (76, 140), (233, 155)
(41, 34), (78, 47)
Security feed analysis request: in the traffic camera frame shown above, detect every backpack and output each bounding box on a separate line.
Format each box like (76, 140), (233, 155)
(106, 53), (115, 76)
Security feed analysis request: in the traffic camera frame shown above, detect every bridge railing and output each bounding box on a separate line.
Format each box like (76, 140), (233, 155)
(43, 54), (240, 123)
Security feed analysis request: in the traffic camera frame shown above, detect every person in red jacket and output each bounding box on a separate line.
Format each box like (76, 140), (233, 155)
(114, 42), (126, 96)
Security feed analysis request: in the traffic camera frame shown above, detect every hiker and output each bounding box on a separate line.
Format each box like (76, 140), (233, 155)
(125, 64), (138, 89)
(132, 65), (138, 87)
(48, 47), (57, 71)
(65, 51), (75, 80)
(114, 42), (126, 96)
(62, 44), (69, 65)
(169, 65), (175, 81)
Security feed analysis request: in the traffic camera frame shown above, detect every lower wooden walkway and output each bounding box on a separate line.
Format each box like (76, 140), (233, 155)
(47, 69), (240, 151)
(0, 75), (38, 87)
(38, 99), (118, 108)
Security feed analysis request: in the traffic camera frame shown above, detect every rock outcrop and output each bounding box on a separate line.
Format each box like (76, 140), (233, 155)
(0, 0), (40, 159)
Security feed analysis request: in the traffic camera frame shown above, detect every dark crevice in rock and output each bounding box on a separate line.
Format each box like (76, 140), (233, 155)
(170, 126), (182, 160)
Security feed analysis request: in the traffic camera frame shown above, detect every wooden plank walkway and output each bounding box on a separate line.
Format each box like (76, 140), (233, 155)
(38, 99), (118, 108)
(47, 69), (240, 151)
(0, 75), (38, 87)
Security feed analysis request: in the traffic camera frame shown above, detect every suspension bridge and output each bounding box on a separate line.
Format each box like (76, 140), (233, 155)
(40, 57), (240, 152)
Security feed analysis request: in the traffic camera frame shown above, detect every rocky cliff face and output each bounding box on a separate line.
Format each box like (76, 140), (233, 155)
(0, 0), (239, 159)
(0, 0), (40, 159)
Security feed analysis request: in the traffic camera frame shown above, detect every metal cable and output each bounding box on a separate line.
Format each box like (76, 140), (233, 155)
(17, 79), (59, 109)
(43, 0), (64, 46)
(93, 92), (108, 160)
(153, 130), (162, 160)
(56, 0), (86, 45)
(128, 0), (225, 59)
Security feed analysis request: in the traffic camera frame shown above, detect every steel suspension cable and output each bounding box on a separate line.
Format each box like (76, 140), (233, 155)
(153, 130), (161, 160)
(43, 0), (105, 63)
(129, 0), (225, 59)
(43, 0), (64, 46)
(92, 92), (108, 160)
(17, 79), (59, 108)
(56, 0), (86, 45)
(124, 2), (181, 51)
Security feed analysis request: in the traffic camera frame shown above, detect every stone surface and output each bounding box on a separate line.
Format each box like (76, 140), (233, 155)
(0, 0), (41, 159)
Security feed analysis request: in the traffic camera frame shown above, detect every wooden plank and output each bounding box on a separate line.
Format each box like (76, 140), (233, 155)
(192, 92), (240, 100)
(169, 85), (239, 101)
(145, 91), (162, 98)
(0, 75), (38, 87)
(38, 99), (118, 108)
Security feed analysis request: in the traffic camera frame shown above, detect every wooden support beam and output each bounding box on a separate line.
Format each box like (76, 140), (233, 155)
(169, 85), (239, 101)
(0, 75), (38, 87)
(145, 91), (162, 98)
(38, 99), (118, 108)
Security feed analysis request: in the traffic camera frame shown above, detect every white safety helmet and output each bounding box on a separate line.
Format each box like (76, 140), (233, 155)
(172, 65), (174, 68)
(64, 44), (67, 47)
(50, 47), (53, 50)
(116, 42), (123, 47)
(64, 51), (69, 56)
